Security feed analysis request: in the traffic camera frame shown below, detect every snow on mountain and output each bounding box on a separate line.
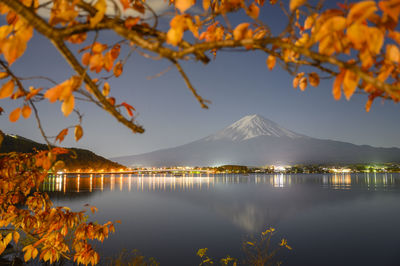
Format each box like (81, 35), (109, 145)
(112, 114), (400, 167)
(203, 114), (304, 141)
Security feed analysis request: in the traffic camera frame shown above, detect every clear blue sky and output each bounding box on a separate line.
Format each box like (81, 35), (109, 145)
(1, 1), (399, 158)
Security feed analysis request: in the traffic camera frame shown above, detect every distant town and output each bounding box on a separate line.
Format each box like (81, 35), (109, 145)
(61, 163), (400, 174)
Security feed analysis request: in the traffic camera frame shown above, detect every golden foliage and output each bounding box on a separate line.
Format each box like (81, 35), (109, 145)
(0, 0), (400, 263)
(0, 151), (118, 265)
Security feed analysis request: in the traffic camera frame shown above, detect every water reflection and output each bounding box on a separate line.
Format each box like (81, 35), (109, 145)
(42, 173), (400, 193)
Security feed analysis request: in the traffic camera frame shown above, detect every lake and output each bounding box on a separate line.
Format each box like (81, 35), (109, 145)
(43, 173), (400, 265)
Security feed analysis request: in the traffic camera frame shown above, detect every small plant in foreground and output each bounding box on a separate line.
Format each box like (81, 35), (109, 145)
(197, 227), (292, 266)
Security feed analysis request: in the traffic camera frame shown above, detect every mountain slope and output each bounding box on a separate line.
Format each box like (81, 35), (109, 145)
(0, 133), (124, 170)
(112, 115), (400, 166)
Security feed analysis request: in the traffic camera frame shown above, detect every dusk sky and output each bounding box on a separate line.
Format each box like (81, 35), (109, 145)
(1, 1), (399, 158)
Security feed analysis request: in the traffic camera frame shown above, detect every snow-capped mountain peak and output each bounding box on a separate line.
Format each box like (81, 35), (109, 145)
(204, 114), (304, 141)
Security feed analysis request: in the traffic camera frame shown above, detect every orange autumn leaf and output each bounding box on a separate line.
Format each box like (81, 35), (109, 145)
(82, 52), (91, 66)
(175, 0), (195, 13)
(167, 27), (184, 46)
(203, 0), (210, 11)
(233, 23), (251, 40)
(378, 0), (400, 22)
(107, 97), (116, 105)
(61, 95), (74, 117)
(292, 72), (304, 88)
(347, 1), (377, 25)
(125, 17), (140, 29)
(26, 87), (42, 100)
(1, 36), (27, 65)
(0, 80), (14, 99)
(299, 77), (307, 91)
(266, 55), (276, 70)
(343, 69), (360, 100)
(44, 85), (63, 103)
(120, 0), (131, 10)
(385, 44), (400, 62)
(9, 107), (21, 122)
(332, 70), (345, 100)
(102, 82), (110, 96)
(0, 72), (9, 79)
(74, 125), (83, 141)
(314, 16), (346, 42)
(289, 0), (306, 12)
(56, 128), (68, 143)
(89, 53), (104, 73)
(308, 72), (320, 87)
(110, 44), (121, 60)
(104, 52), (114, 72)
(388, 31), (400, 45)
(247, 3), (260, 19)
(121, 102), (135, 116)
(113, 61), (123, 77)
(366, 27), (384, 55)
(21, 105), (31, 119)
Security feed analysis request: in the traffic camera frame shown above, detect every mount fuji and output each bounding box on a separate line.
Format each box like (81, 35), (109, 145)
(112, 114), (400, 167)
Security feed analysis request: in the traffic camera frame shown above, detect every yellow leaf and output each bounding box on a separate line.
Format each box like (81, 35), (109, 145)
(346, 23), (368, 50)
(304, 14), (317, 30)
(22, 105), (31, 119)
(175, 0), (195, 13)
(0, 80), (14, 99)
(0, 25), (12, 40)
(44, 85), (63, 103)
(292, 72), (304, 88)
(3, 233), (12, 246)
(367, 27), (384, 54)
(314, 16), (346, 42)
(386, 44), (400, 62)
(0, 72), (8, 79)
(166, 27), (184, 46)
(289, 0), (306, 11)
(247, 3), (260, 19)
(24, 248), (31, 262)
(103, 82), (110, 96)
(299, 77), (307, 91)
(31, 248), (38, 259)
(343, 70), (359, 100)
(233, 23), (250, 41)
(347, 1), (377, 25)
(13, 231), (19, 244)
(90, 0), (106, 27)
(75, 125), (83, 141)
(332, 70), (345, 100)
(203, 0), (210, 11)
(359, 49), (374, 69)
(1, 35), (27, 65)
(61, 94), (74, 117)
(9, 107), (21, 122)
(266, 55), (276, 70)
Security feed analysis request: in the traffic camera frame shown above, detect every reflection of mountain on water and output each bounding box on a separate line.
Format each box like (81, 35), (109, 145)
(42, 173), (400, 233)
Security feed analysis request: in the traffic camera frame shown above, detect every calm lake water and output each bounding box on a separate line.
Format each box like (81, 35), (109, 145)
(43, 173), (400, 265)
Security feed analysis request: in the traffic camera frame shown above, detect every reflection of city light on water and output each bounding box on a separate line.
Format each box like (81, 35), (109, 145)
(330, 174), (352, 189)
(42, 173), (400, 193)
(273, 174), (285, 188)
